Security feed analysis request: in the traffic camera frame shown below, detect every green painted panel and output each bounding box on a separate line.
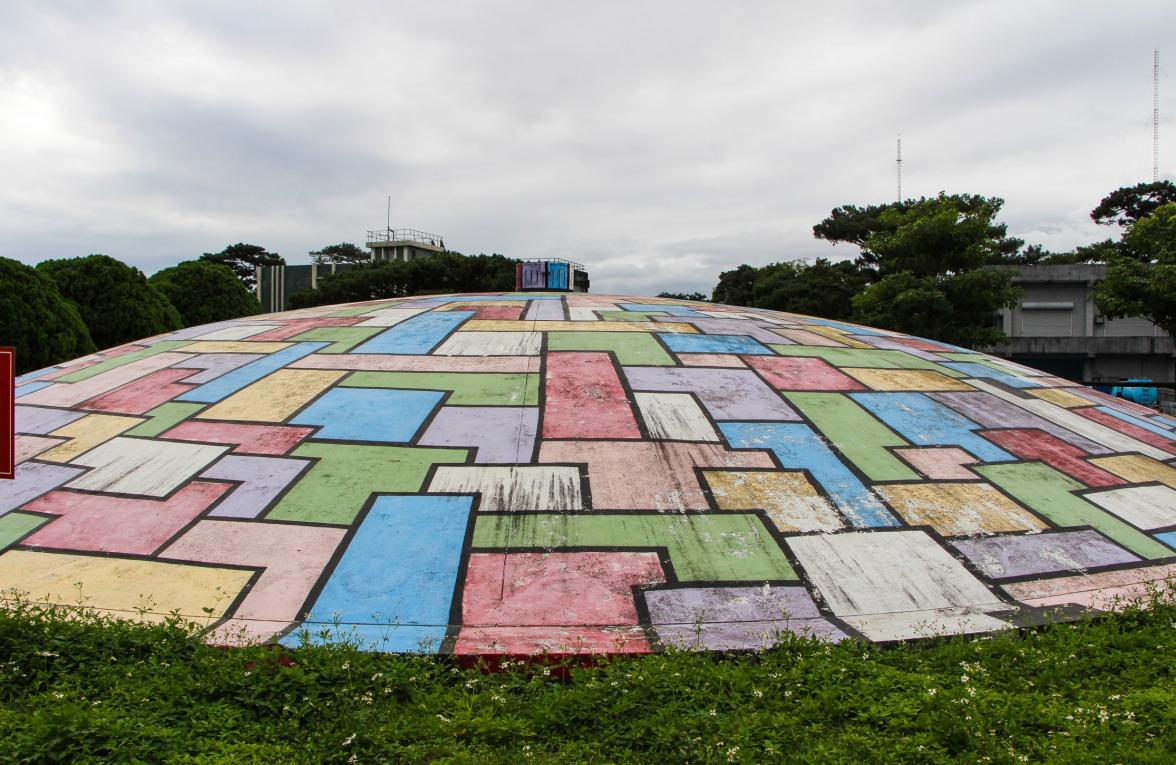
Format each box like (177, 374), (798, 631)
(767, 345), (966, 377)
(548, 332), (673, 365)
(0, 512), (49, 551)
(290, 327), (382, 353)
(125, 402), (206, 437)
(785, 393), (917, 481)
(342, 371), (539, 406)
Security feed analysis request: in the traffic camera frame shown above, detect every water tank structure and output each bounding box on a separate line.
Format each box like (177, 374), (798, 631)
(4, 293), (1175, 655)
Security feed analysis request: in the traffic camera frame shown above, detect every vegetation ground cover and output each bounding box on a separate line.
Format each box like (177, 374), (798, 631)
(0, 594), (1173, 764)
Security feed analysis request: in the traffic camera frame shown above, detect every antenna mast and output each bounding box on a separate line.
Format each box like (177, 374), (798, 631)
(1154, 49), (1160, 183)
(386, 195), (392, 233)
(896, 134), (903, 203)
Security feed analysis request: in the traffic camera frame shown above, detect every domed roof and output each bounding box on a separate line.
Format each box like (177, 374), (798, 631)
(5, 292), (1176, 653)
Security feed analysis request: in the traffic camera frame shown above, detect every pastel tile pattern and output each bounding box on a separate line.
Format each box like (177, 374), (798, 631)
(1, 292), (1172, 654)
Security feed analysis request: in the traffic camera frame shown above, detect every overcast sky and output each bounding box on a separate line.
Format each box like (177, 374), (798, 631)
(1, 2), (1172, 296)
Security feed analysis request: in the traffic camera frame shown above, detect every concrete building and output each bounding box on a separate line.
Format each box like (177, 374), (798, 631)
(366, 228), (446, 263)
(985, 263), (1174, 386)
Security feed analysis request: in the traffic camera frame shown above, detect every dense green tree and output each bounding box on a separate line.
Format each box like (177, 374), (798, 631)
(813, 193), (1023, 270)
(1090, 181), (1176, 227)
(0, 257), (96, 375)
(656, 292), (708, 301)
(200, 243), (284, 290)
(309, 243), (370, 264)
(149, 260), (262, 328)
(1094, 202), (1176, 341)
(711, 264), (759, 306)
(750, 259), (870, 320)
(37, 255), (182, 351)
(288, 251), (518, 308)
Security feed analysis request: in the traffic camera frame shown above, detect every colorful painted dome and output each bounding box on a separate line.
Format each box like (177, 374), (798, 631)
(4, 293), (1175, 654)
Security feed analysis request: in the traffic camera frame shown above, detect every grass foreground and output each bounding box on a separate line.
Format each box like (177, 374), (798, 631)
(0, 597), (1174, 764)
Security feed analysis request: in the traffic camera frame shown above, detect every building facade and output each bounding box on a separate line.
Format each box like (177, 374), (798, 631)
(985, 263), (1174, 385)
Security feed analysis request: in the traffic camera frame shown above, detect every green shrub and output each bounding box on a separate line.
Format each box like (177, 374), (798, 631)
(0, 257), (96, 375)
(37, 254), (183, 351)
(150, 260), (262, 328)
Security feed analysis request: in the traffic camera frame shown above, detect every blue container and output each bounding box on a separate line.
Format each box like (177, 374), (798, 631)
(1111, 378), (1158, 406)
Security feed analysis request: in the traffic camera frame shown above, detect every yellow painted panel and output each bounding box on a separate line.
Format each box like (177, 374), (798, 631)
(1090, 455), (1176, 489)
(177, 341), (293, 354)
(198, 370), (345, 423)
(436, 300), (527, 310)
(463, 320), (698, 333)
(875, 483), (1047, 536)
(1028, 388), (1096, 408)
(803, 325), (872, 348)
(703, 470), (843, 532)
(843, 368), (975, 392)
(0, 550), (252, 623)
(42, 413), (143, 462)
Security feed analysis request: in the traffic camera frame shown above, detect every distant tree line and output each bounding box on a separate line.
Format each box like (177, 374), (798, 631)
(708, 181), (1176, 347)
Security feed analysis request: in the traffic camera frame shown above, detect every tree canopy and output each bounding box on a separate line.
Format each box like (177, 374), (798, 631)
(37, 254), (182, 351)
(0, 257), (95, 375)
(1090, 181), (1176, 227)
(656, 292), (708, 302)
(200, 243), (284, 290)
(1094, 201), (1176, 341)
(309, 243), (370, 264)
(288, 251), (518, 308)
(149, 260), (263, 328)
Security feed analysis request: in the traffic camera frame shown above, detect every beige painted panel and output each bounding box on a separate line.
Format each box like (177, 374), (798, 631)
(42, 413), (143, 462)
(704, 470), (843, 532)
(198, 370), (345, 423)
(842, 368), (974, 392)
(875, 482), (1046, 536)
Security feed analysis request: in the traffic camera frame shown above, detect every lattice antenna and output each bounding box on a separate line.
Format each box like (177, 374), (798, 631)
(896, 134), (903, 203)
(1155, 49), (1160, 182)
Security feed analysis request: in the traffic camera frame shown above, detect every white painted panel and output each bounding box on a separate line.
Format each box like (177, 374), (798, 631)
(67, 437), (228, 497)
(435, 332), (542, 356)
(567, 307), (600, 321)
(354, 307), (431, 327)
(1085, 485), (1176, 530)
(429, 466), (582, 511)
(787, 530), (1005, 641)
(635, 392), (718, 442)
(842, 608), (1011, 642)
(192, 325), (280, 341)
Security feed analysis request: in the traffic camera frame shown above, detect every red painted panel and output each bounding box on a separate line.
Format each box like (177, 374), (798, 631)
(981, 428), (1126, 487)
(543, 352), (641, 439)
(161, 421), (313, 455)
(80, 368), (198, 414)
(22, 482), (232, 555)
(744, 356), (866, 391)
(449, 304), (524, 321)
(1074, 408), (1176, 455)
(248, 317), (361, 341)
(455, 551), (663, 655)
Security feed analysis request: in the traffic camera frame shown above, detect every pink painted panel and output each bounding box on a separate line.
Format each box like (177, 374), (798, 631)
(455, 551), (664, 654)
(772, 329), (847, 347)
(80, 368), (198, 414)
(744, 356), (866, 391)
(248, 317), (361, 341)
(981, 428), (1126, 487)
(1075, 408), (1176, 456)
(894, 447), (979, 480)
(22, 481), (231, 555)
(543, 352), (641, 439)
(161, 421), (313, 455)
(677, 354), (746, 368)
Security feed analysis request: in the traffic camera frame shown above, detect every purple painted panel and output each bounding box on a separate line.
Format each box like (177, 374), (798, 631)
(521, 262), (546, 289)
(951, 529), (1141, 579)
(646, 585), (848, 649)
(15, 405), (84, 435)
(0, 461), (85, 515)
(929, 391), (1111, 454)
(419, 406), (538, 463)
(623, 366), (800, 421)
(201, 455), (311, 519)
(524, 299), (564, 320)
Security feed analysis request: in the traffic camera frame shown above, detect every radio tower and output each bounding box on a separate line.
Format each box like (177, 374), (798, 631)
(1154, 49), (1160, 182)
(896, 134), (903, 203)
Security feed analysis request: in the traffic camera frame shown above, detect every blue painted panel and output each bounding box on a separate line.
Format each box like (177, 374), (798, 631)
(288, 495), (473, 652)
(352, 312), (475, 355)
(291, 388), (443, 442)
(15, 368), (59, 384)
(942, 362), (1041, 388)
(658, 333), (774, 355)
(1093, 407), (1176, 438)
(619, 303), (703, 316)
(176, 342), (328, 403)
(801, 318), (885, 336)
(546, 262), (568, 289)
(720, 421), (899, 527)
(1157, 531), (1176, 551)
(14, 381), (52, 397)
(850, 391), (1013, 462)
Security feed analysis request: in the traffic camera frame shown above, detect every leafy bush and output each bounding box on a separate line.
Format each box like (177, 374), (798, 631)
(0, 257), (96, 375)
(150, 260), (262, 328)
(37, 254), (182, 351)
(1, 590), (1173, 763)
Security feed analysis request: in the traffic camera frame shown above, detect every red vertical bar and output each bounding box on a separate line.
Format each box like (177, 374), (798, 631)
(1, 347), (13, 479)
(543, 352), (641, 439)
(515, 262), (523, 291)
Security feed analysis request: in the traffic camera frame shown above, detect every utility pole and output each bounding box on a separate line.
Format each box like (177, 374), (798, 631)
(1154, 49), (1160, 183)
(896, 134), (903, 203)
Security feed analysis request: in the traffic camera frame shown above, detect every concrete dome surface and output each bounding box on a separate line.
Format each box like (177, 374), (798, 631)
(4, 292), (1176, 654)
